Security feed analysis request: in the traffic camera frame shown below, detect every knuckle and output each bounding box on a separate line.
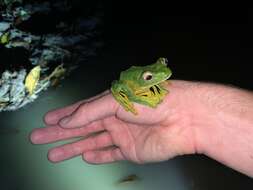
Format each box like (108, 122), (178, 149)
(78, 102), (92, 123)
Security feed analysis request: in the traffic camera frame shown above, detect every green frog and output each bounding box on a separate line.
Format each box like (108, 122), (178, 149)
(111, 57), (172, 115)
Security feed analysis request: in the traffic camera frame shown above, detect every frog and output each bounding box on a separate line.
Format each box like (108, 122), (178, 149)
(111, 57), (172, 115)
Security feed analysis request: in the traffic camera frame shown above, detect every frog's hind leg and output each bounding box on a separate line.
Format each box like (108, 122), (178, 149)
(111, 87), (137, 115)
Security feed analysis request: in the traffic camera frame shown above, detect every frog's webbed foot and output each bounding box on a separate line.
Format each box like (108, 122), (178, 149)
(111, 88), (137, 115)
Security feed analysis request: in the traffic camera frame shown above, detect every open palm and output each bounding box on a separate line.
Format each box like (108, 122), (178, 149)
(30, 81), (196, 164)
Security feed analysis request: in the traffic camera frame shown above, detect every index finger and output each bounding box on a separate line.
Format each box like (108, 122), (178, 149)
(44, 90), (110, 125)
(59, 93), (119, 128)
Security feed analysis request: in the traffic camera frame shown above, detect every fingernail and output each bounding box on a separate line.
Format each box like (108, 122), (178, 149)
(59, 117), (70, 126)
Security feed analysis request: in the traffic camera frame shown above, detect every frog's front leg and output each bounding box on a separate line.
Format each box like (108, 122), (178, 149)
(111, 81), (138, 115)
(133, 84), (168, 107)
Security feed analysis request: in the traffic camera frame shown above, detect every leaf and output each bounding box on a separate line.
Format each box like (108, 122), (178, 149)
(0, 32), (10, 44)
(24, 65), (41, 95)
(117, 174), (141, 184)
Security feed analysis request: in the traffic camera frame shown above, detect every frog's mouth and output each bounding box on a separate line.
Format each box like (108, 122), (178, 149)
(135, 75), (170, 97)
(135, 69), (172, 95)
(146, 72), (171, 89)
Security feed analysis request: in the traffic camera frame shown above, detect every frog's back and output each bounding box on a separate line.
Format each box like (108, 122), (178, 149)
(119, 66), (142, 82)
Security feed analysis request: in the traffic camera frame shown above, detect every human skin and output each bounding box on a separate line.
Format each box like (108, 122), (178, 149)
(30, 80), (253, 177)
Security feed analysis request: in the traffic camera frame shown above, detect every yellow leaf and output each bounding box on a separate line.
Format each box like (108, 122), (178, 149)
(0, 32), (10, 44)
(25, 65), (41, 95)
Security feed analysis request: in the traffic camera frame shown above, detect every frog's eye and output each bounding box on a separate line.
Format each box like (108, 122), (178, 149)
(162, 58), (168, 65)
(142, 71), (153, 81)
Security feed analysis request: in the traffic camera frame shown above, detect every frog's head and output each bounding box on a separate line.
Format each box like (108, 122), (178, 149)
(120, 57), (172, 89)
(137, 57), (172, 87)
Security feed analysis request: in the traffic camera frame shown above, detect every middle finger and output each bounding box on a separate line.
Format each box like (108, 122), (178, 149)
(30, 120), (104, 144)
(48, 131), (113, 162)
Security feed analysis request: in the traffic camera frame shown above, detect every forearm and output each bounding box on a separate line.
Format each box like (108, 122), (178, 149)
(194, 83), (253, 177)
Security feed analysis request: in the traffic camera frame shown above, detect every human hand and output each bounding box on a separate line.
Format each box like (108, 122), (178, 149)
(30, 80), (253, 177)
(30, 80), (199, 164)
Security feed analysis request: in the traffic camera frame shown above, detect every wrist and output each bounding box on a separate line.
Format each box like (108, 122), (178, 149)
(190, 82), (253, 176)
(163, 80), (206, 156)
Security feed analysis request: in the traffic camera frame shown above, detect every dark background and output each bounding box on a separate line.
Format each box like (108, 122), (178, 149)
(96, 2), (253, 90)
